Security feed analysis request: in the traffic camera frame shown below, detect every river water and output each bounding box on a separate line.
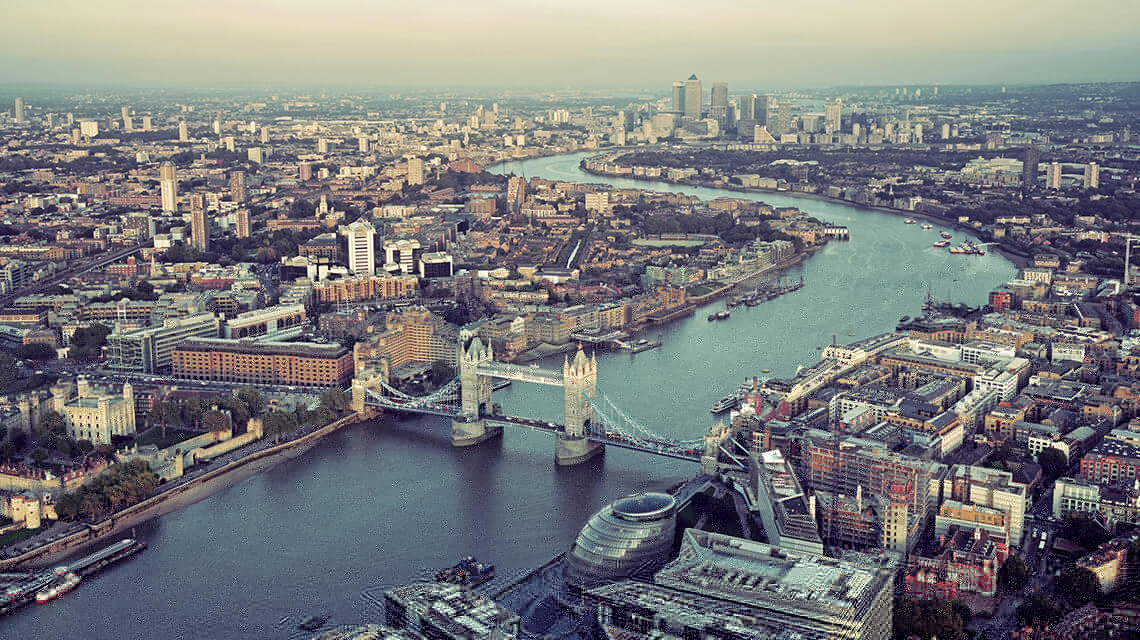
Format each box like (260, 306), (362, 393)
(2, 152), (1017, 639)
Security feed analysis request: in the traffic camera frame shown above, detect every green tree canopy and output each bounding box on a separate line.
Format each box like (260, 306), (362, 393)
(1058, 564), (1101, 605)
(999, 555), (1030, 591)
(1038, 447), (1068, 481)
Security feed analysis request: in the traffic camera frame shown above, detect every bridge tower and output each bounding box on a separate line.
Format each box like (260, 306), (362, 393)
(452, 334), (502, 446)
(556, 346), (603, 465)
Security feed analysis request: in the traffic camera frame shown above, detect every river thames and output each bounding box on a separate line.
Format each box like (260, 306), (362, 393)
(3, 151), (1017, 639)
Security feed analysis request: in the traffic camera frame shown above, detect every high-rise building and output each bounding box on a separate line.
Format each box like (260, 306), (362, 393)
(771, 100), (792, 137)
(507, 175), (526, 213)
(260, 126), (269, 144)
(235, 209), (251, 239)
(710, 82), (728, 109)
(1047, 162), (1062, 189)
(80, 120), (100, 137)
(342, 220), (376, 276)
(358, 136), (369, 153)
(825, 98), (842, 133)
(1085, 162), (1100, 189)
(142, 115), (152, 131)
(246, 147), (263, 163)
(190, 207), (210, 251)
(121, 106), (132, 132)
(229, 170), (246, 203)
(178, 121), (189, 142)
(298, 162), (313, 181)
(738, 94), (755, 121)
(159, 162), (178, 213)
(755, 94), (770, 126)
(683, 74), (702, 119)
(384, 239), (422, 275)
(407, 157), (424, 186)
(1022, 145), (1040, 188)
(13, 97), (25, 123)
(317, 137), (329, 154)
(671, 81), (685, 113)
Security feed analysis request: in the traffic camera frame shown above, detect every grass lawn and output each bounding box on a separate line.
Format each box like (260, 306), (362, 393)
(0, 527), (40, 548)
(134, 427), (200, 449)
(686, 283), (721, 298)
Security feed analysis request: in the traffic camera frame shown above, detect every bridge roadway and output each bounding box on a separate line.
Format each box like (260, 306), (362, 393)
(0, 241), (151, 308)
(475, 362), (564, 386)
(484, 415), (700, 462)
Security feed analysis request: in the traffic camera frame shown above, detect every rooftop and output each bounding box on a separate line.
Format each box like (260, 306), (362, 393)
(176, 337), (349, 359)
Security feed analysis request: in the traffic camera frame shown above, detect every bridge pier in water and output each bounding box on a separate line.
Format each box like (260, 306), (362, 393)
(453, 334), (504, 446)
(555, 347), (603, 465)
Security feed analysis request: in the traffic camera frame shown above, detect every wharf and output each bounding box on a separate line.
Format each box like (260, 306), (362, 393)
(0, 538), (145, 615)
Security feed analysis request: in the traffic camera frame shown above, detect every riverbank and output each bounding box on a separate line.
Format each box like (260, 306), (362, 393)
(577, 158), (1032, 270)
(2, 411), (366, 570)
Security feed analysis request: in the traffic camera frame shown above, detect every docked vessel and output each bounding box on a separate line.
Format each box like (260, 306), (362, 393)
(436, 556), (495, 587)
(710, 394), (739, 414)
(921, 223), (933, 230)
(949, 240), (985, 255)
(297, 614), (330, 631)
(933, 240), (950, 248)
(35, 572), (80, 604)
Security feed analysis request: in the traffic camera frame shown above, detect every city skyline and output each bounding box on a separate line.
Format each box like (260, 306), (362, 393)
(2, 0), (1138, 89)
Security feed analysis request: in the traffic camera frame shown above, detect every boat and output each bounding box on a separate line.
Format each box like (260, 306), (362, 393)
(35, 572), (80, 603)
(436, 556), (495, 587)
(297, 614), (330, 631)
(710, 394), (738, 414)
(940, 231), (953, 239)
(933, 240), (950, 248)
(904, 219), (916, 224)
(921, 223), (933, 230)
(707, 314), (717, 321)
(716, 310), (730, 320)
(848, 332), (856, 336)
(761, 368), (771, 373)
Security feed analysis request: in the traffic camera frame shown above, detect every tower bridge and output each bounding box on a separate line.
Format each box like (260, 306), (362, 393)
(352, 331), (717, 466)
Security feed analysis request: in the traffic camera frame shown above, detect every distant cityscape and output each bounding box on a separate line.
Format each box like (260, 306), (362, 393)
(0, 78), (1138, 640)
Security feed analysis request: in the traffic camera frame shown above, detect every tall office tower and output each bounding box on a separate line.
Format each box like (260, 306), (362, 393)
(342, 220), (376, 275)
(80, 120), (100, 137)
(738, 94), (755, 121)
(671, 82), (685, 113)
(224, 136), (236, 152)
(66, 112), (74, 126)
(13, 97), (25, 123)
(298, 162), (313, 181)
(1084, 162), (1100, 189)
(260, 126), (269, 144)
(121, 106), (132, 132)
(247, 147), (263, 163)
(358, 136), (369, 153)
(159, 162), (178, 213)
(407, 157), (425, 185)
(142, 115), (152, 131)
(825, 98), (842, 133)
(1047, 162), (1062, 189)
(711, 82), (729, 110)
(507, 176), (526, 213)
(683, 74), (702, 119)
(755, 95), (770, 126)
(317, 137), (329, 154)
(941, 123), (951, 140)
(178, 121), (189, 142)
(190, 208), (209, 251)
(229, 170), (246, 203)
(190, 193), (205, 213)
(45, 113), (54, 128)
(771, 101), (792, 137)
(1022, 144), (1040, 188)
(235, 209), (251, 239)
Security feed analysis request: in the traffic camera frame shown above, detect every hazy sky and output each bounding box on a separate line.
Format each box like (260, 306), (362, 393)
(2, 0), (1137, 89)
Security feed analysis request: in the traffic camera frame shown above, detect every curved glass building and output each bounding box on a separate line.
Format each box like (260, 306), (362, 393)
(565, 493), (677, 589)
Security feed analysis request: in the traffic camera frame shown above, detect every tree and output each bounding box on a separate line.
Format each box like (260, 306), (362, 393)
(1038, 447), (1068, 481)
(201, 409), (231, 434)
(0, 353), (16, 389)
(1058, 564), (1101, 605)
(148, 401), (182, 439)
(261, 411), (296, 444)
(29, 447), (48, 465)
(1016, 593), (1060, 627)
(40, 411), (67, 436)
(1062, 513), (1112, 550)
(235, 388), (265, 415)
(999, 555), (1031, 591)
(17, 342), (56, 361)
(70, 324), (112, 361)
(892, 596), (967, 640)
(431, 361), (455, 385)
(319, 389), (351, 412)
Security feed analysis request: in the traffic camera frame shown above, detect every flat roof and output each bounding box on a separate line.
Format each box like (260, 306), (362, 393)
(175, 337), (349, 359)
